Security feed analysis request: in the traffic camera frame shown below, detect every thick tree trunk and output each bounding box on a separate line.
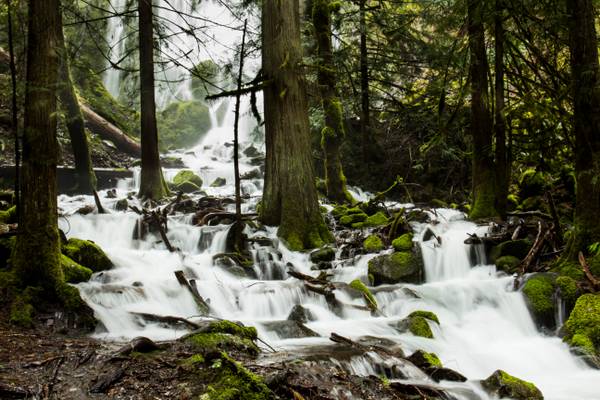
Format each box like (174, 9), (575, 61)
(312, 0), (352, 204)
(494, 0), (507, 217)
(467, 0), (498, 220)
(261, 0), (332, 250)
(565, 0), (600, 256)
(359, 0), (370, 163)
(56, 3), (97, 194)
(13, 0), (63, 292)
(81, 105), (141, 157)
(137, 0), (168, 200)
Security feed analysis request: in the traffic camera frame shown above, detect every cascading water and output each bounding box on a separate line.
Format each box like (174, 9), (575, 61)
(70, 2), (600, 399)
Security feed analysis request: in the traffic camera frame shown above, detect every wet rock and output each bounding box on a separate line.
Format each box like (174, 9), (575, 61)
(522, 273), (557, 330)
(106, 189), (117, 199)
(210, 177), (226, 187)
(392, 233), (413, 251)
(496, 255), (520, 274)
(287, 305), (314, 324)
(114, 336), (160, 356)
(482, 369), (544, 400)
(427, 367), (467, 383)
(368, 251), (423, 285)
(407, 209), (430, 223)
(76, 204), (95, 215)
(243, 145), (262, 158)
(311, 261), (333, 270)
(62, 238), (113, 273)
(160, 156), (185, 168)
(115, 198), (128, 211)
(390, 382), (454, 400)
(262, 320), (319, 339)
(171, 170), (203, 193)
(363, 234), (384, 253)
(249, 156), (265, 166)
(490, 239), (532, 263)
(393, 311), (438, 338)
(171, 180), (201, 194)
(241, 168), (262, 180)
(310, 247), (335, 263)
(407, 350), (442, 368)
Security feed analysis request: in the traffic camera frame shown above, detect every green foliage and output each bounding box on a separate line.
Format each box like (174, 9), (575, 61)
(495, 255), (521, 274)
(363, 235), (384, 253)
(0, 206), (16, 224)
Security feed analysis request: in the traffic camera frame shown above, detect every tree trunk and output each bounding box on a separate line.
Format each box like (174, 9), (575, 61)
(359, 0), (370, 163)
(81, 104), (142, 157)
(56, 2), (97, 194)
(312, 0), (352, 204)
(261, 0), (333, 250)
(137, 0), (168, 200)
(565, 0), (600, 257)
(13, 0), (63, 292)
(467, 0), (498, 220)
(494, 0), (507, 217)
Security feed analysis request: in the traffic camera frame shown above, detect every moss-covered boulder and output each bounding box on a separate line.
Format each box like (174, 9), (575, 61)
(310, 247), (335, 263)
(495, 255), (520, 274)
(408, 310), (440, 324)
(61, 254), (93, 284)
(349, 279), (377, 311)
(171, 170), (203, 193)
(518, 168), (547, 199)
(563, 294), (600, 362)
(363, 235), (384, 253)
(0, 206), (17, 224)
(210, 177), (227, 187)
(393, 311), (438, 339)
(490, 239), (532, 263)
(482, 370), (544, 400)
(392, 233), (413, 252)
(363, 211), (389, 227)
(158, 100), (211, 151)
(190, 59), (220, 100)
(408, 349), (442, 368)
(62, 238), (113, 273)
(185, 320), (259, 357)
(368, 251), (422, 285)
(522, 273), (556, 330)
(339, 212), (368, 227)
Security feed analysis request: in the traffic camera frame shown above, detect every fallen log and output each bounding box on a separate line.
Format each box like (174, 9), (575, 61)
(81, 104), (141, 157)
(514, 222), (551, 289)
(130, 312), (200, 330)
(174, 270), (210, 313)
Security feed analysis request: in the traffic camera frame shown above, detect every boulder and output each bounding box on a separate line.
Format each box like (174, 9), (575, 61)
(392, 233), (413, 252)
(287, 305), (313, 324)
(158, 100), (211, 150)
(563, 294), (600, 364)
(394, 311), (437, 339)
(210, 177), (227, 187)
(495, 255), (520, 274)
(363, 235), (384, 253)
(407, 350), (442, 368)
(172, 170), (203, 188)
(482, 370), (544, 400)
(368, 251), (422, 285)
(115, 198), (128, 211)
(310, 247), (335, 263)
(262, 320), (319, 339)
(522, 273), (556, 330)
(61, 254), (93, 283)
(490, 239), (531, 263)
(62, 238), (113, 273)
(349, 279), (378, 311)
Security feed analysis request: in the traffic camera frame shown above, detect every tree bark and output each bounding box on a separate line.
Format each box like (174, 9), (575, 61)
(494, 0), (507, 218)
(81, 104), (142, 157)
(565, 0), (600, 256)
(359, 0), (370, 163)
(13, 0), (63, 292)
(56, 2), (97, 194)
(467, 0), (498, 219)
(312, 0), (352, 204)
(261, 0), (332, 250)
(137, 0), (168, 200)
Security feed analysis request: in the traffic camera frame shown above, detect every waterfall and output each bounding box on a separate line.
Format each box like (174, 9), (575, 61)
(103, 0), (128, 98)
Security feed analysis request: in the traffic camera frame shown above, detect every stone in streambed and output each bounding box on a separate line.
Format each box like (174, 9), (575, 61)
(368, 251), (422, 285)
(482, 370), (544, 400)
(262, 320), (319, 339)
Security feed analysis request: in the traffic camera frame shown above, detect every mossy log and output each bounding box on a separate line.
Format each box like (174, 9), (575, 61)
(81, 104), (141, 157)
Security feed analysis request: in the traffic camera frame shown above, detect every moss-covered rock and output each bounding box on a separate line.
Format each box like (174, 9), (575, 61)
(210, 177), (227, 187)
(310, 247), (335, 263)
(392, 233), (413, 252)
(171, 170), (203, 193)
(518, 168), (547, 199)
(0, 206), (17, 224)
(115, 198), (128, 211)
(408, 310), (440, 325)
(363, 211), (389, 227)
(363, 235), (384, 253)
(555, 276), (579, 305)
(563, 294), (600, 358)
(408, 315), (434, 338)
(62, 238), (113, 273)
(522, 273), (556, 330)
(495, 255), (521, 274)
(158, 100), (211, 151)
(339, 212), (368, 226)
(482, 370), (544, 400)
(61, 254), (93, 284)
(186, 323), (260, 357)
(408, 349), (442, 368)
(349, 279), (377, 310)
(368, 251), (422, 285)
(190, 59), (221, 100)
(10, 294), (34, 328)
(490, 239), (532, 263)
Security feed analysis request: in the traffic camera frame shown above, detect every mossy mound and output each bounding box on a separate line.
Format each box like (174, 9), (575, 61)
(171, 170), (203, 193)
(363, 235), (384, 253)
(158, 100), (211, 151)
(408, 310), (440, 325)
(61, 254), (93, 284)
(349, 279), (377, 310)
(186, 320), (259, 357)
(563, 294), (600, 358)
(408, 315), (434, 338)
(363, 211), (389, 227)
(368, 251), (422, 285)
(0, 206), (17, 224)
(310, 247), (335, 263)
(392, 233), (413, 252)
(555, 276), (579, 304)
(339, 212), (368, 227)
(408, 349), (443, 368)
(522, 273), (556, 330)
(495, 255), (520, 274)
(62, 238), (113, 273)
(482, 370), (544, 400)
(518, 168), (548, 199)
(490, 239), (531, 263)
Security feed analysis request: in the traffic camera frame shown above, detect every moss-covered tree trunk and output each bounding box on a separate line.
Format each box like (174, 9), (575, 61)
(13, 0), (64, 292)
(137, 0), (168, 200)
(312, 0), (352, 204)
(56, 2), (97, 194)
(467, 0), (498, 220)
(565, 0), (600, 256)
(261, 0), (333, 250)
(494, 0), (507, 218)
(359, 0), (370, 164)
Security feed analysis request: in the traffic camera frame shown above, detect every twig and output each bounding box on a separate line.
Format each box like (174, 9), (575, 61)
(579, 252), (600, 291)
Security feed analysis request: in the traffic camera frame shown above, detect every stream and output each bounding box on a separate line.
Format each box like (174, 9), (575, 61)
(58, 1), (600, 399)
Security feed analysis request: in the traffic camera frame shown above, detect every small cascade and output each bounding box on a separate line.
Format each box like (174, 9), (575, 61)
(103, 0), (128, 98)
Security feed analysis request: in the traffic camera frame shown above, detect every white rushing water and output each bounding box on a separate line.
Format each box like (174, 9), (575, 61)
(71, 2), (600, 399)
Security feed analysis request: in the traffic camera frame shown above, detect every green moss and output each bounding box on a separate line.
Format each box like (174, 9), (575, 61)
(61, 254), (93, 284)
(206, 320), (258, 341)
(191, 60), (220, 100)
(10, 295), (34, 328)
(519, 168), (547, 198)
(0, 206), (16, 224)
(564, 294), (600, 353)
(422, 351), (442, 367)
(173, 170), (203, 187)
(482, 370), (543, 400)
(310, 247), (335, 263)
(200, 353), (275, 400)
(368, 251), (421, 285)
(408, 315), (434, 338)
(62, 238), (113, 273)
(339, 212), (367, 226)
(555, 276), (578, 304)
(363, 235), (384, 253)
(346, 207), (365, 215)
(408, 310), (439, 325)
(470, 177), (498, 220)
(331, 205), (348, 218)
(187, 332), (259, 356)
(490, 239), (532, 262)
(495, 255), (521, 274)
(392, 233), (413, 252)
(553, 260), (584, 281)
(349, 279), (377, 311)
(430, 199), (447, 208)
(522, 274), (555, 323)
(0, 236), (15, 268)
(183, 353), (205, 366)
(570, 333), (596, 355)
(364, 211), (389, 227)
(158, 101), (211, 151)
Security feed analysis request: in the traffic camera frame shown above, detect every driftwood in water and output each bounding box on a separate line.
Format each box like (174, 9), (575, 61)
(93, 190), (106, 214)
(174, 270), (210, 313)
(130, 205), (175, 252)
(579, 252), (600, 292)
(130, 312), (200, 330)
(81, 104), (141, 157)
